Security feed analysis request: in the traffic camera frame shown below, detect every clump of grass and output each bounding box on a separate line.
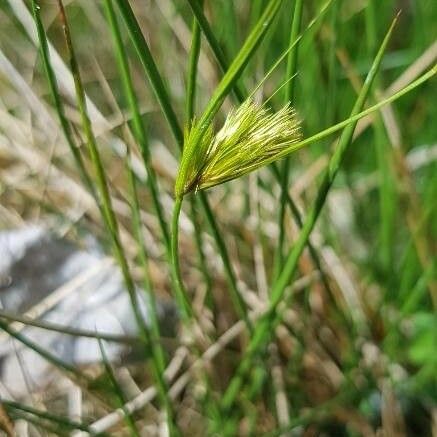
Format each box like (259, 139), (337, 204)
(1, 0), (436, 435)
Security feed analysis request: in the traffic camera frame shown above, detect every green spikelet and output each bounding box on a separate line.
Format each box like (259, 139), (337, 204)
(175, 99), (302, 197)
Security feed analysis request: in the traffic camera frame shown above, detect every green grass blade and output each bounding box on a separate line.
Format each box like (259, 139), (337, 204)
(0, 318), (90, 385)
(171, 197), (195, 322)
(198, 191), (252, 330)
(104, 0), (171, 250)
(271, 13), (407, 299)
(125, 153), (164, 366)
(273, 0), (304, 281)
(185, 0), (246, 102)
(125, 152), (179, 435)
(325, 0), (341, 127)
(283, 0), (303, 105)
(113, 0), (183, 145)
(0, 309), (139, 344)
(274, 65), (436, 158)
(365, 0), (397, 275)
(3, 400), (102, 436)
(186, 0), (214, 309)
(98, 339), (140, 437)
(186, 0), (203, 124)
(31, 0), (94, 195)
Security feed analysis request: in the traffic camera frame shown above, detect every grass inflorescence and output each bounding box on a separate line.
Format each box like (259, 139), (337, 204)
(176, 99), (302, 196)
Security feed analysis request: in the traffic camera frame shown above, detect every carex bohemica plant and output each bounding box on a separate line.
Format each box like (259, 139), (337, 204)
(175, 99), (302, 197)
(3, 0), (437, 434)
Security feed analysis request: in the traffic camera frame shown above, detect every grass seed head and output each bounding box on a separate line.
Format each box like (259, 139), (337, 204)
(176, 99), (302, 196)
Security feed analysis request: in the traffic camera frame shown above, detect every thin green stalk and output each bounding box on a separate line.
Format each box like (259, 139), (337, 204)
(0, 318), (90, 385)
(252, 65), (436, 166)
(189, 196), (213, 307)
(171, 197), (195, 323)
(220, 14), (404, 412)
(31, 0), (94, 195)
(186, 0), (203, 125)
(213, 0), (239, 59)
(198, 190), (252, 330)
(273, 0), (307, 400)
(270, 164), (339, 314)
(185, 0), (246, 102)
(186, 0), (214, 310)
(0, 309), (138, 344)
(113, 0), (183, 145)
(274, 0), (304, 280)
(98, 339), (140, 437)
(365, 0), (396, 275)
(372, 117), (396, 274)
(247, 0), (332, 101)
(126, 153), (179, 434)
(2, 400), (102, 436)
(126, 154), (164, 367)
(325, 0), (341, 127)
